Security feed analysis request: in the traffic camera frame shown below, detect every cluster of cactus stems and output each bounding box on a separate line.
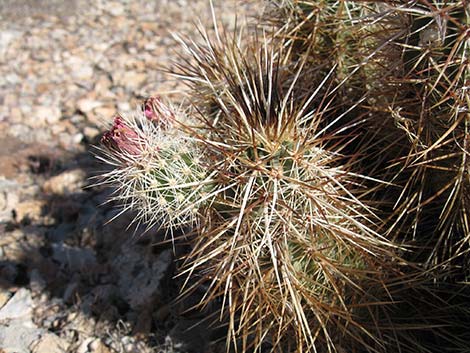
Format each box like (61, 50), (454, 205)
(98, 1), (470, 352)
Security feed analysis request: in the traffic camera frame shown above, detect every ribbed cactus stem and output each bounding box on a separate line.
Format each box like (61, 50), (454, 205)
(99, 98), (214, 233)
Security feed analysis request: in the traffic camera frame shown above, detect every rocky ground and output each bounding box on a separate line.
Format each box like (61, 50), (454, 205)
(0, 1), (262, 352)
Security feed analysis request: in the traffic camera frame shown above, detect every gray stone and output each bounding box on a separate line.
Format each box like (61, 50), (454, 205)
(0, 320), (42, 353)
(29, 269), (47, 294)
(51, 243), (97, 272)
(113, 246), (172, 310)
(47, 222), (76, 242)
(0, 288), (33, 321)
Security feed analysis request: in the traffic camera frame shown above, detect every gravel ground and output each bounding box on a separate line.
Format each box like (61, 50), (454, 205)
(0, 1), (262, 352)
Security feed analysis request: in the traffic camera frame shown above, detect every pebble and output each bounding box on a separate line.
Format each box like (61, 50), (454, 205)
(31, 105), (62, 125)
(77, 98), (103, 113)
(66, 56), (94, 80)
(116, 101), (131, 112)
(0, 288), (33, 321)
(73, 132), (84, 144)
(29, 269), (47, 294)
(14, 200), (46, 223)
(89, 106), (116, 125)
(30, 333), (69, 353)
(43, 169), (86, 195)
(0, 320), (43, 353)
(113, 71), (147, 91)
(77, 337), (94, 353)
(89, 338), (111, 353)
(51, 243), (97, 272)
(106, 2), (126, 17)
(47, 222), (76, 242)
(83, 126), (101, 140)
(113, 247), (172, 309)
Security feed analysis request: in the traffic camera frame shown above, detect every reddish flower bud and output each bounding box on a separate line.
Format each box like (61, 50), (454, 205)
(142, 96), (175, 129)
(101, 116), (142, 155)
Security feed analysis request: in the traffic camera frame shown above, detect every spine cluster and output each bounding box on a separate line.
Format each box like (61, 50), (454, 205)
(98, 1), (470, 352)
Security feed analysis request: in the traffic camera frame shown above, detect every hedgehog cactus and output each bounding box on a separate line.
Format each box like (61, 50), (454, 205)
(97, 0), (470, 352)
(100, 27), (408, 352)
(384, 0), (470, 268)
(176, 42), (402, 352)
(98, 100), (212, 234)
(268, 0), (470, 268)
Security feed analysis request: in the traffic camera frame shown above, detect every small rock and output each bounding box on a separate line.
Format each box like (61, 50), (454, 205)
(89, 338), (111, 353)
(32, 105), (62, 125)
(0, 320), (42, 353)
(30, 332), (69, 353)
(93, 75), (112, 96)
(114, 71), (147, 91)
(43, 169), (86, 195)
(14, 200), (46, 223)
(50, 123), (66, 135)
(5, 73), (20, 85)
(116, 101), (131, 112)
(88, 106), (116, 125)
(64, 311), (96, 337)
(83, 126), (100, 140)
(66, 56), (94, 81)
(113, 247), (172, 309)
(106, 2), (126, 16)
(77, 99), (103, 113)
(77, 337), (94, 353)
(47, 222), (76, 242)
(8, 124), (32, 141)
(0, 228), (23, 247)
(29, 269), (47, 294)
(73, 132), (84, 144)
(51, 243), (97, 272)
(0, 288), (33, 321)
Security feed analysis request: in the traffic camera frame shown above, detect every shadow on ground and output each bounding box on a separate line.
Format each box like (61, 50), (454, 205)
(0, 136), (224, 353)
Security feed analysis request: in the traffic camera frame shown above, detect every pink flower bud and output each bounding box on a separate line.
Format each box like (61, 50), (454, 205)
(101, 116), (142, 155)
(142, 96), (175, 128)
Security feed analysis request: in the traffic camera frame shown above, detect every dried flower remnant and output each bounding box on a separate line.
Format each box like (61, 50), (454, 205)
(101, 116), (142, 155)
(142, 96), (175, 129)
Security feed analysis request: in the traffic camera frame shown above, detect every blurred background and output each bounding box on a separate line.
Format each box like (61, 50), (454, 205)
(0, 1), (259, 352)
